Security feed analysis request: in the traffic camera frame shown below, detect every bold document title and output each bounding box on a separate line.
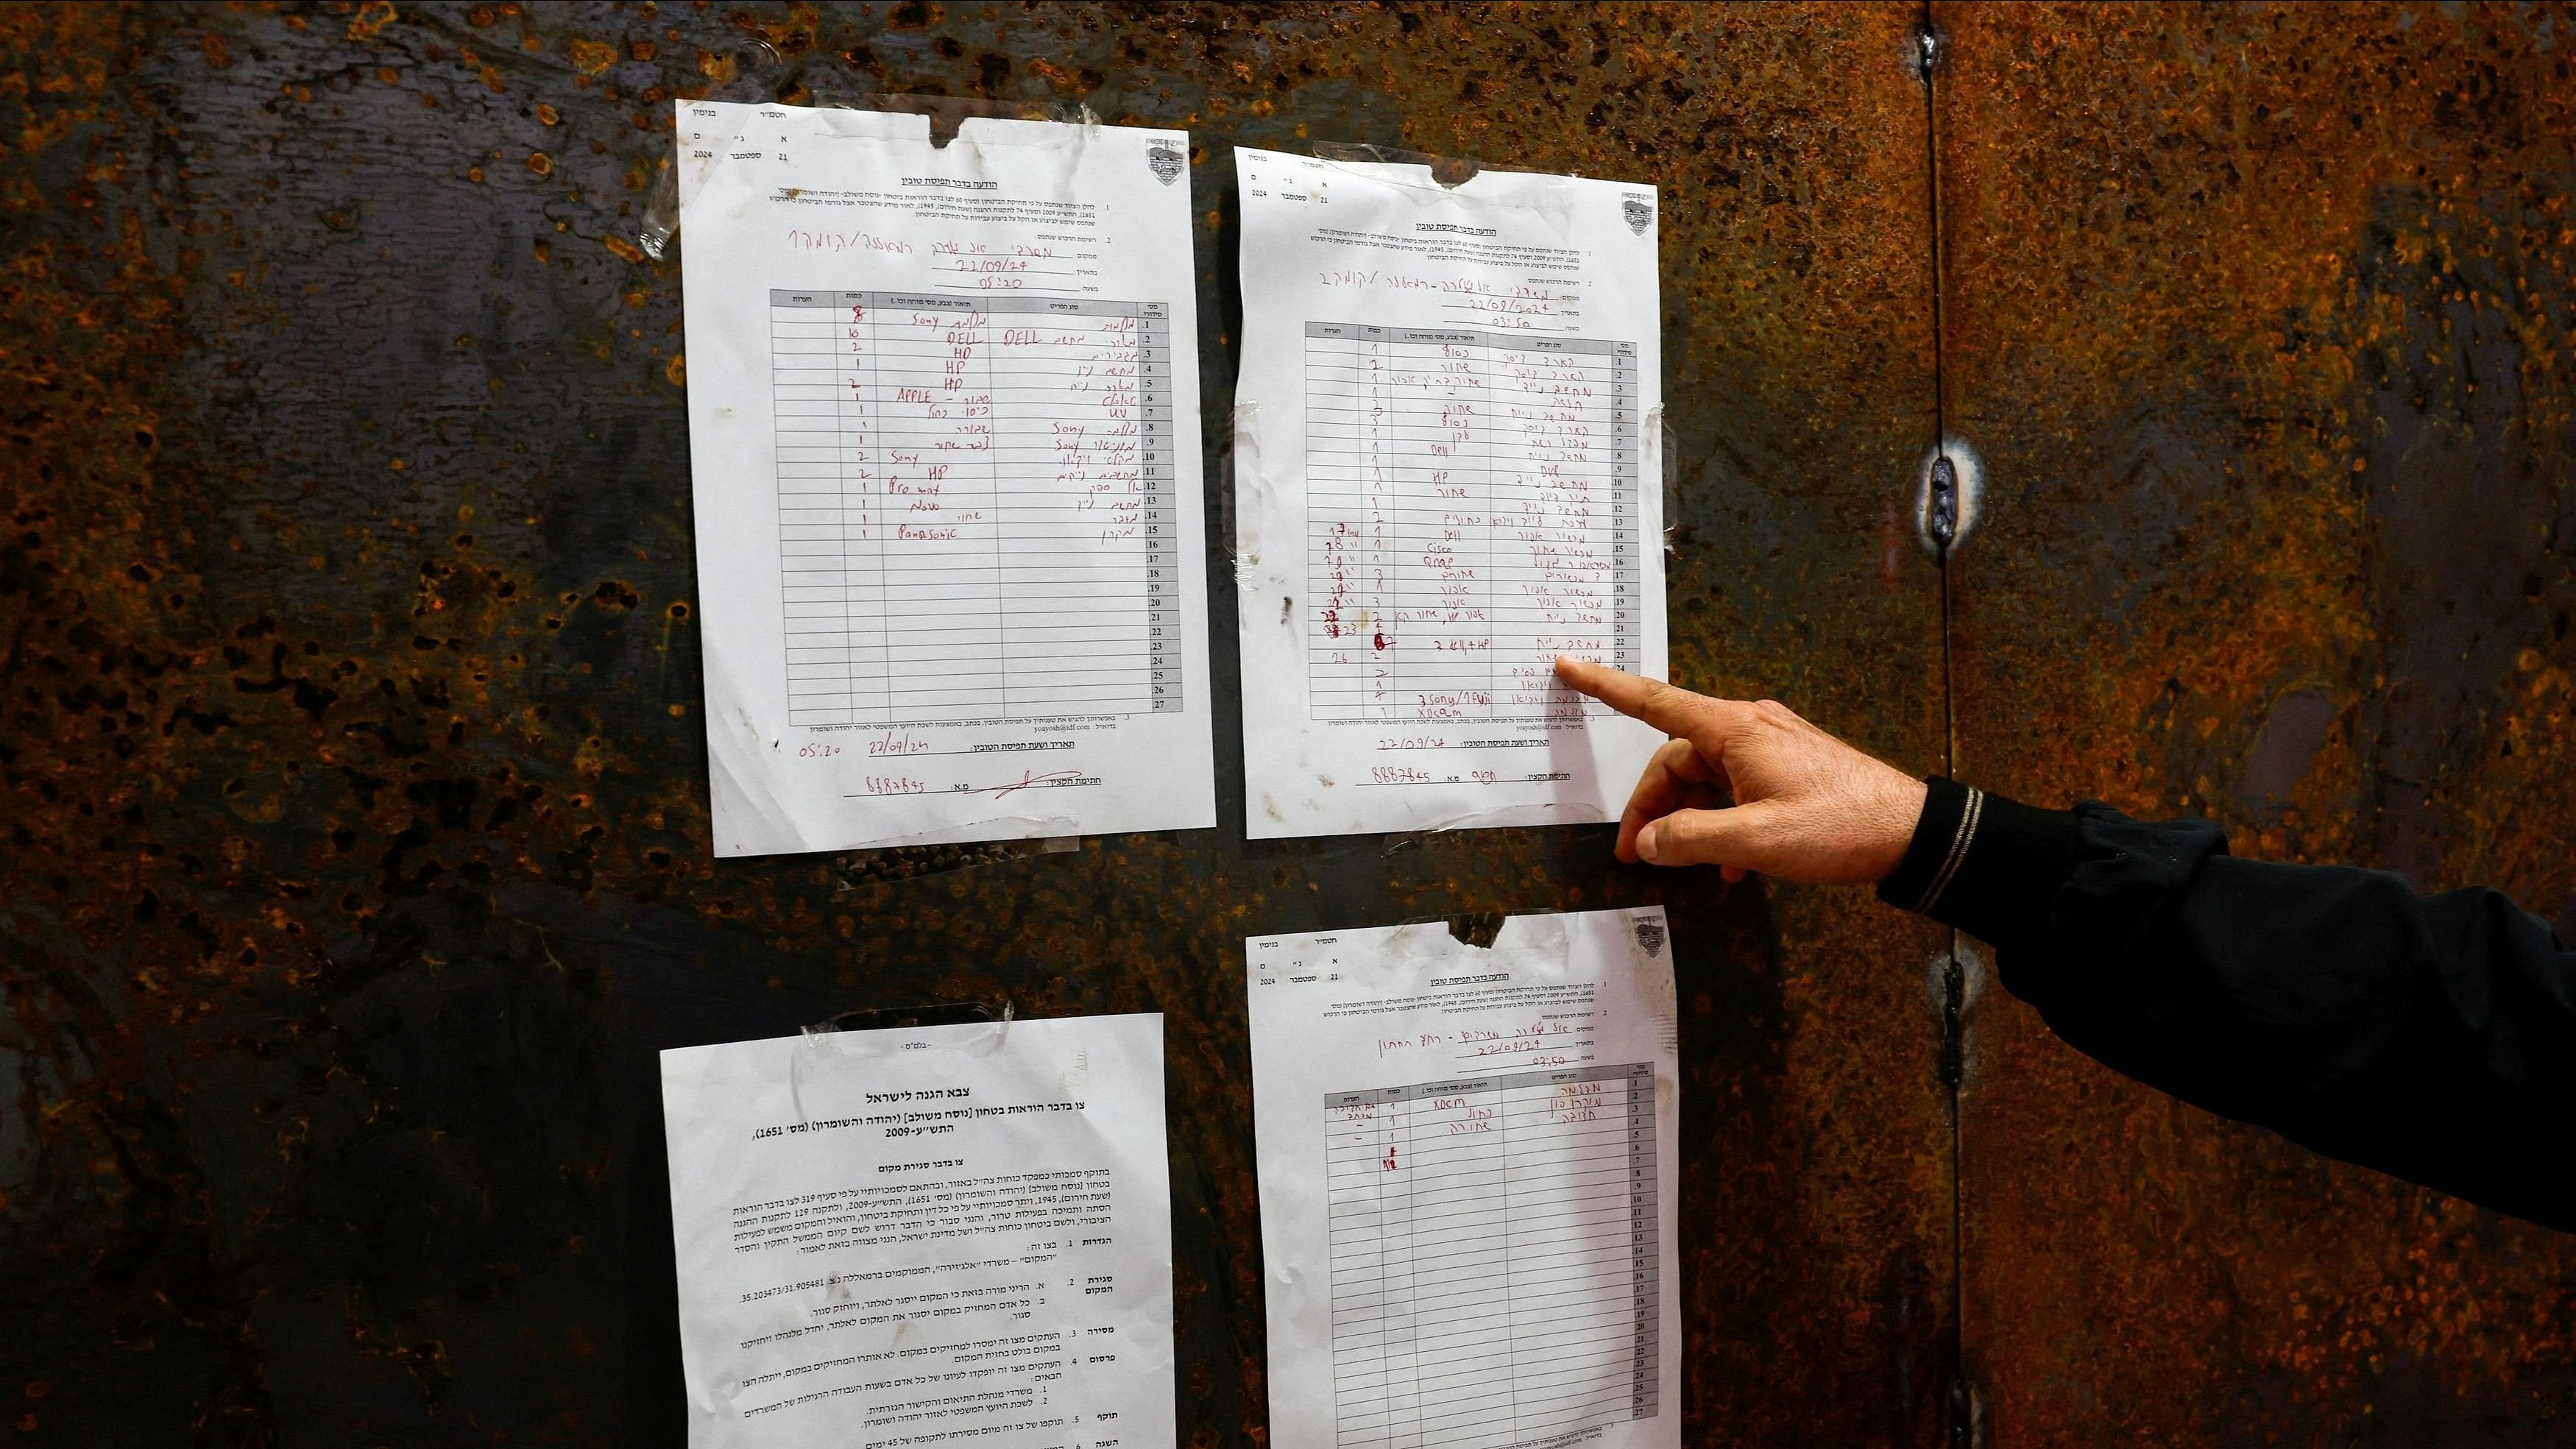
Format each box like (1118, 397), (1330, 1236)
(751, 1088), (1090, 1141)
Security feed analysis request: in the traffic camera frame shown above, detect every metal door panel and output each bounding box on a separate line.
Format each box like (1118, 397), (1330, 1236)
(0, 4), (1952, 1443)
(1938, 3), (2576, 1441)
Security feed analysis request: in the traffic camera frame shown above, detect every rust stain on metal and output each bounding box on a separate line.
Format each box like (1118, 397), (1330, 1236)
(1941, 1), (2576, 1442)
(1, 2), (1951, 1444)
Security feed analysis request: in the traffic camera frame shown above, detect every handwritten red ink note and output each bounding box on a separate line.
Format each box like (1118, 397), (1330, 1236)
(767, 292), (1183, 731)
(1234, 144), (1664, 839)
(683, 104), (1213, 855)
(1248, 907), (1680, 1449)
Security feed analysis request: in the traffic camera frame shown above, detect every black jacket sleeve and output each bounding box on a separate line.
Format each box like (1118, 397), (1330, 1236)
(1878, 776), (2576, 1233)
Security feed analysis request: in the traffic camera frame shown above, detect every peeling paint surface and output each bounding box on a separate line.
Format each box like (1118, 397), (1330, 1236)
(1940, 2), (2576, 1442)
(0, 4), (1950, 1444)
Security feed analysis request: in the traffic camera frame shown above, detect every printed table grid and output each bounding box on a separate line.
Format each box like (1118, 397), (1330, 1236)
(1303, 321), (1641, 724)
(768, 290), (1181, 728)
(1323, 1063), (1660, 1449)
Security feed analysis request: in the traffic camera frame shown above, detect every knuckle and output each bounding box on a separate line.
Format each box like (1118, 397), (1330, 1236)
(1660, 809), (1726, 860)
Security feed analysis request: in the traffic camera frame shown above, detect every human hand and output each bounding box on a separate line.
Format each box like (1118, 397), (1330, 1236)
(1554, 656), (1928, 885)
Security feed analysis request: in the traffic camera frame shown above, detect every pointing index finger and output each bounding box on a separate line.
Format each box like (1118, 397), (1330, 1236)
(1554, 656), (1735, 740)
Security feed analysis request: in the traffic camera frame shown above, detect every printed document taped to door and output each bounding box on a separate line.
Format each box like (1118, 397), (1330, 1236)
(659, 1013), (1173, 1449)
(676, 102), (1214, 855)
(1232, 149), (1668, 837)
(1246, 910), (1680, 1449)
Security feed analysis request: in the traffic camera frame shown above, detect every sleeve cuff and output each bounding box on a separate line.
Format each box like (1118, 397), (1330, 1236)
(1875, 776), (2092, 954)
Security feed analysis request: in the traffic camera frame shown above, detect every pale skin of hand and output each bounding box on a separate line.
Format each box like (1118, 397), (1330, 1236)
(1553, 656), (1928, 885)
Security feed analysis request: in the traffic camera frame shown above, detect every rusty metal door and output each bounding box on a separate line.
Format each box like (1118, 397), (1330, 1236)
(8, 1), (2570, 1445)
(1936, 1), (2576, 1442)
(0, 4), (1951, 1445)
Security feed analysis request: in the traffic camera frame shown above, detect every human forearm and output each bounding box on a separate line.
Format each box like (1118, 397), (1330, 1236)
(1887, 781), (2576, 1231)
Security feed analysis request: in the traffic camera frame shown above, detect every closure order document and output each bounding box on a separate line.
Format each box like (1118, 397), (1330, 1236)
(677, 102), (1214, 856)
(659, 1014), (1173, 1449)
(1232, 149), (1668, 838)
(1246, 910), (1680, 1449)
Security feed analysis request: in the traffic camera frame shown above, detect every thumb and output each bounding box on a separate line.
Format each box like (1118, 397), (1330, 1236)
(1636, 800), (1786, 870)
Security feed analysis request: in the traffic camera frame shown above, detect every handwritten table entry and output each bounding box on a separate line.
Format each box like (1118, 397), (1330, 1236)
(769, 290), (1181, 727)
(683, 107), (1211, 854)
(1323, 1063), (1662, 1449)
(1304, 322), (1642, 724)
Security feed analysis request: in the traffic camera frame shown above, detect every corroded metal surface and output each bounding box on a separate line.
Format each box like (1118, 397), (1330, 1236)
(1939, 2), (2576, 1442)
(0, 4), (1950, 1444)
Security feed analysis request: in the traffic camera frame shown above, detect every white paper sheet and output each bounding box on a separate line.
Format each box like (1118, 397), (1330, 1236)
(659, 1015), (1175, 1449)
(1245, 910), (1680, 1449)
(676, 102), (1214, 856)
(1231, 149), (1669, 838)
